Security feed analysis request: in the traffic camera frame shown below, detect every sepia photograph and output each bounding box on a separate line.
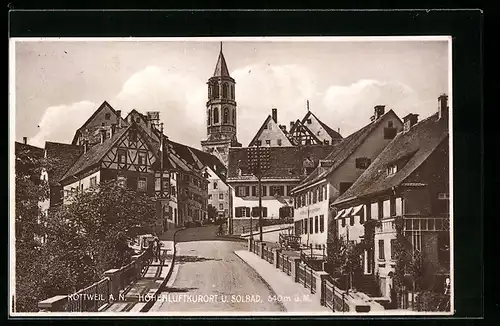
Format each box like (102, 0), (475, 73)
(10, 36), (452, 316)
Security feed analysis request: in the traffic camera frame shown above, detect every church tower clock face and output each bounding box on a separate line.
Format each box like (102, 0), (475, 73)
(201, 43), (241, 166)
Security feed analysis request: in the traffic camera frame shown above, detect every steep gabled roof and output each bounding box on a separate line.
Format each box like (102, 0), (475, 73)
(45, 142), (83, 186)
(334, 112), (449, 205)
(71, 101), (129, 144)
(288, 119), (322, 144)
(301, 111), (343, 140)
(248, 115), (291, 147)
(15, 142), (44, 157)
(61, 123), (157, 183)
(227, 145), (332, 181)
(294, 110), (400, 192)
(213, 49), (230, 77)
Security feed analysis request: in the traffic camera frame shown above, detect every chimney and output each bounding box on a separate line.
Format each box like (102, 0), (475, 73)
(438, 94), (449, 120)
(111, 124), (116, 137)
(338, 128), (340, 134)
(272, 108), (278, 123)
(116, 110), (122, 128)
(23, 137), (27, 144)
(403, 113), (419, 132)
(290, 121), (295, 130)
(374, 105), (386, 120)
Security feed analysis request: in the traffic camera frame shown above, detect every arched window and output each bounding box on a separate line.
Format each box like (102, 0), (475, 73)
(208, 85), (211, 99)
(232, 108), (236, 125)
(208, 108), (211, 126)
(213, 107), (219, 124)
(213, 82), (219, 98)
(222, 83), (228, 99)
(231, 85), (235, 99)
(223, 107), (229, 124)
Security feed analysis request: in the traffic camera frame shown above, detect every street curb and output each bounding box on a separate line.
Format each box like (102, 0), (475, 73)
(139, 228), (182, 312)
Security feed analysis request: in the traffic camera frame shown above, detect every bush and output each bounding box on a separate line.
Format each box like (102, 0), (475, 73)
(414, 291), (450, 311)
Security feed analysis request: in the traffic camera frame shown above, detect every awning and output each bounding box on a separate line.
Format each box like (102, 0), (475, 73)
(334, 209), (345, 219)
(341, 207), (353, 218)
(352, 204), (364, 216)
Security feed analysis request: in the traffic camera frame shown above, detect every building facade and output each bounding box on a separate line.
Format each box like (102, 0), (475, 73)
(332, 95), (450, 298)
(291, 106), (403, 248)
(227, 145), (332, 234)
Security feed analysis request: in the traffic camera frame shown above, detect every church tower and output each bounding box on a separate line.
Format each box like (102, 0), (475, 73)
(201, 43), (241, 166)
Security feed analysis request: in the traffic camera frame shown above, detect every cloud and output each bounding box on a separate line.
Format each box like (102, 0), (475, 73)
(320, 79), (423, 136)
(232, 63), (318, 146)
(30, 65), (431, 151)
(29, 101), (97, 147)
(111, 66), (206, 148)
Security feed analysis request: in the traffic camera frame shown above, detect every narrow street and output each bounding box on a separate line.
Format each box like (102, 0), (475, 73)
(153, 226), (285, 312)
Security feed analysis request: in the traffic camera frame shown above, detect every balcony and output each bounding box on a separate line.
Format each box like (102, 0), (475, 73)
(403, 217), (450, 232)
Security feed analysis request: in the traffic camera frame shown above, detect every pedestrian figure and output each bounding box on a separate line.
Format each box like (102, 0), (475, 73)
(154, 237), (161, 262)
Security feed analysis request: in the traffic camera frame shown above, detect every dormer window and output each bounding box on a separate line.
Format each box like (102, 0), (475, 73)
(387, 164), (398, 176)
(105, 113), (111, 120)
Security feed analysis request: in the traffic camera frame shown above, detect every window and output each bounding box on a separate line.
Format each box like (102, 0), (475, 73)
(315, 216), (319, 233)
(355, 157), (371, 169)
(208, 194), (212, 199)
(263, 123), (268, 129)
(390, 239), (396, 260)
(387, 164), (398, 175)
(261, 185), (267, 196)
(117, 175), (127, 187)
(388, 121), (394, 128)
(208, 109), (212, 126)
(155, 177), (161, 191)
(324, 140), (329, 145)
(390, 197), (396, 216)
(213, 82), (219, 97)
(286, 185), (293, 196)
(138, 177), (147, 192)
(129, 130), (137, 142)
(136, 117), (141, 123)
(102, 122), (106, 126)
(309, 217), (313, 234)
(105, 113), (111, 120)
(378, 201), (384, 219)
(223, 107), (229, 124)
(320, 215), (325, 233)
(219, 203), (224, 210)
(117, 149), (127, 164)
(307, 119), (312, 124)
(341, 217), (346, 228)
(265, 140), (271, 146)
(378, 240), (385, 260)
(277, 139), (282, 146)
(383, 200), (391, 218)
(396, 197), (403, 216)
(371, 202), (379, 220)
(90, 176), (97, 187)
(237, 186), (248, 197)
(222, 83), (228, 98)
(350, 214), (355, 226)
(213, 182), (218, 189)
(272, 186), (284, 196)
(232, 108), (236, 125)
(219, 193), (224, 200)
(171, 186), (176, 197)
(138, 151), (147, 165)
(235, 207), (250, 217)
(231, 85), (235, 100)
(251, 186), (257, 196)
(213, 107), (219, 124)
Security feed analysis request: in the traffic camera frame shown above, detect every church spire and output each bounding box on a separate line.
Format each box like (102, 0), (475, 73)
(213, 42), (230, 77)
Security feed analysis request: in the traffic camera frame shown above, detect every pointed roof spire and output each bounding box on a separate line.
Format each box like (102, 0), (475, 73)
(213, 42), (230, 77)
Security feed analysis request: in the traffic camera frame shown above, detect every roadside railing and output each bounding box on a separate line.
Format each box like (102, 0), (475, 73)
(247, 239), (378, 313)
(38, 246), (153, 312)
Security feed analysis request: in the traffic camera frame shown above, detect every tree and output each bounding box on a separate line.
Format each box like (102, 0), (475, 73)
(207, 204), (218, 221)
(15, 177), (157, 312)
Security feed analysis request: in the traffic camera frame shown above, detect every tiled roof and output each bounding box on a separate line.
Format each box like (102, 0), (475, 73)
(301, 111), (343, 140)
(334, 112), (449, 204)
(45, 142), (83, 185)
(227, 145), (332, 181)
(60, 126), (131, 183)
(71, 101), (128, 145)
(295, 110), (399, 191)
(15, 142), (44, 157)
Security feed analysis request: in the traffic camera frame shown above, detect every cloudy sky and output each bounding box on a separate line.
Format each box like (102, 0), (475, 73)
(14, 38), (449, 149)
